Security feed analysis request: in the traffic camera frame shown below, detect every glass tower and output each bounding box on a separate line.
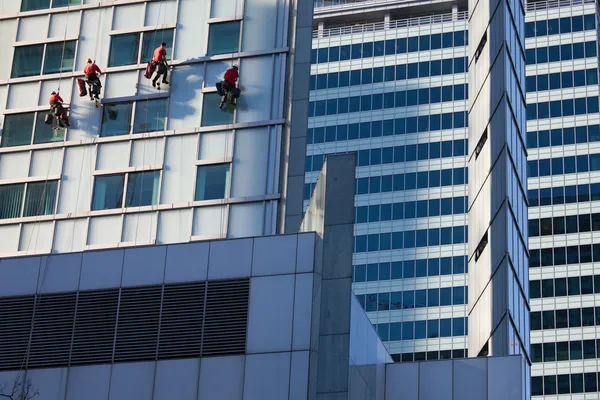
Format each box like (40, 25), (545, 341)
(307, 0), (600, 397)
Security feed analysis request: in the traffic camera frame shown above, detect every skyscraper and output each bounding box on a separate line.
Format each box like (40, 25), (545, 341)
(308, 0), (600, 397)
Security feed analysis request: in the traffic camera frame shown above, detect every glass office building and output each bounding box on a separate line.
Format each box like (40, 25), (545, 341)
(307, 0), (600, 397)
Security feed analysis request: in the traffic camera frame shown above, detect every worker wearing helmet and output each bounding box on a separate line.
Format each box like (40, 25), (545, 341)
(49, 91), (70, 128)
(219, 65), (239, 109)
(83, 58), (102, 101)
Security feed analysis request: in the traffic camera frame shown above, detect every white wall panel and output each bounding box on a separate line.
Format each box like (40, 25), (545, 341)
(19, 221), (54, 252)
(205, 61), (231, 87)
(0, 20), (17, 80)
(88, 215), (122, 245)
(167, 64), (204, 130)
(244, 352), (291, 400)
(145, 0), (178, 26)
(122, 212), (158, 243)
(175, 0), (210, 59)
(109, 362), (155, 400)
(192, 205), (227, 237)
(231, 127), (269, 197)
(59, 146), (94, 213)
(17, 15), (49, 42)
(27, 368), (68, 400)
(157, 208), (192, 244)
(30, 148), (63, 177)
(154, 359), (200, 400)
(0, 225), (19, 253)
(53, 218), (87, 253)
(66, 365), (111, 400)
(247, 275), (295, 353)
(77, 9), (112, 71)
(228, 202), (264, 238)
(112, 4), (145, 31)
(237, 56), (274, 123)
(105, 71), (138, 98)
(0, 152), (30, 179)
(199, 131), (233, 160)
(7, 82), (40, 109)
(0, 0), (20, 13)
(66, 79), (103, 141)
(198, 356), (244, 399)
(49, 12), (80, 39)
(210, 0), (244, 18)
(40, 79), (72, 106)
(131, 138), (164, 166)
(241, 0), (279, 52)
(96, 141), (129, 170)
(161, 135), (196, 203)
(0, 256), (40, 297)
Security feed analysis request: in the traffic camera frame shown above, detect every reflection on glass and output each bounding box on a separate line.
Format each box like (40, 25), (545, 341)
(125, 171), (160, 207)
(43, 41), (76, 74)
(21, 0), (50, 11)
(101, 103), (133, 137)
(201, 93), (233, 127)
(52, 0), (80, 7)
(24, 181), (58, 217)
(1, 113), (35, 147)
(133, 98), (168, 133)
(141, 29), (174, 62)
(195, 164), (230, 201)
(11, 45), (44, 78)
(207, 22), (240, 55)
(0, 184), (25, 219)
(108, 33), (140, 67)
(34, 111), (65, 144)
(92, 174), (125, 210)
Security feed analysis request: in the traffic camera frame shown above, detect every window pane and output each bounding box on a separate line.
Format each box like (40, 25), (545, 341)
(207, 22), (240, 56)
(133, 98), (168, 133)
(52, 0), (81, 7)
(141, 29), (174, 62)
(101, 103), (133, 137)
(11, 45), (44, 78)
(21, 0), (50, 11)
(43, 40), (76, 74)
(92, 174), (125, 210)
(195, 164), (230, 201)
(125, 171), (160, 207)
(0, 184), (25, 219)
(1, 113), (35, 147)
(34, 111), (65, 144)
(202, 93), (233, 126)
(23, 181), (58, 217)
(108, 33), (140, 67)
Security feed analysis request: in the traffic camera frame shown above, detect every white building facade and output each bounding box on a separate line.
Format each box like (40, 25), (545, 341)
(0, 0), (310, 254)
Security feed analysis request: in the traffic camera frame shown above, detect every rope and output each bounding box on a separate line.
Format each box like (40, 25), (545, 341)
(133, 0), (167, 244)
(16, 3), (102, 389)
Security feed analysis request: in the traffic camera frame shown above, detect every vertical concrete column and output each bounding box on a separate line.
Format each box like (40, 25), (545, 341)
(318, 21), (325, 37)
(467, 0), (530, 376)
(452, 4), (458, 20)
(278, 0), (314, 234)
(384, 12), (391, 29)
(299, 154), (356, 398)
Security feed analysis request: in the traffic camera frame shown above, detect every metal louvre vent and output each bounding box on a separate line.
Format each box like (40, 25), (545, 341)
(202, 280), (249, 356)
(0, 296), (35, 370)
(27, 293), (76, 368)
(158, 283), (205, 359)
(114, 286), (162, 362)
(71, 289), (119, 365)
(0, 278), (249, 370)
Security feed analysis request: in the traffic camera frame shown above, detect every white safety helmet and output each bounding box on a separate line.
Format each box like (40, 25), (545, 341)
(232, 64), (239, 70)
